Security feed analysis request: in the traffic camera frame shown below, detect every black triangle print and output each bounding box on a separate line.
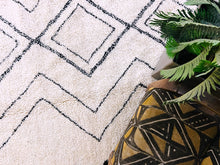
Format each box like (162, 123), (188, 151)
(141, 119), (172, 140)
(163, 145), (192, 162)
(148, 123), (171, 139)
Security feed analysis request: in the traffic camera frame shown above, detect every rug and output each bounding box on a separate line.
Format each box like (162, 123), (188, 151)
(0, 0), (194, 164)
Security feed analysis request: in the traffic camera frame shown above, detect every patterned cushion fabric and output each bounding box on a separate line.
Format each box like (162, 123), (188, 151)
(108, 88), (219, 165)
(201, 135), (220, 165)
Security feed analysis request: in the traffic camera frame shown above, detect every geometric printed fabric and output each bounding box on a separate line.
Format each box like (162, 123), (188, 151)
(201, 135), (220, 165)
(109, 88), (219, 165)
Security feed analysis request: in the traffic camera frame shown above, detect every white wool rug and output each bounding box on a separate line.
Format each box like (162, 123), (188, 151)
(0, 0), (194, 164)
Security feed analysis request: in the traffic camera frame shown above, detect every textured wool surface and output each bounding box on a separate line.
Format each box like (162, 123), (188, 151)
(0, 0), (194, 165)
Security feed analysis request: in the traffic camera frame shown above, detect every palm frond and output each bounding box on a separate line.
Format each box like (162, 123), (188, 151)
(196, 5), (220, 26)
(153, 18), (220, 42)
(150, 11), (192, 40)
(165, 68), (220, 103)
(161, 46), (212, 81)
(150, 11), (187, 26)
(177, 22), (220, 42)
(166, 38), (220, 57)
(185, 0), (220, 26)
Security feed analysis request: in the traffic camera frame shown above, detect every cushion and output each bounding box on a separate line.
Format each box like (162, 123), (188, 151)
(201, 135), (220, 164)
(109, 88), (219, 165)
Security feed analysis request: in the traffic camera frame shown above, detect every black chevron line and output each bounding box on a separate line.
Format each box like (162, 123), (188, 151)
(1, 57), (154, 119)
(11, 0), (40, 13)
(0, 83), (147, 149)
(0, 57), (151, 147)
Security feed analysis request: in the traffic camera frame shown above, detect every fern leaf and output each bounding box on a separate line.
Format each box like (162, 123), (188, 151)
(177, 22), (220, 42)
(196, 5), (220, 26)
(161, 46), (212, 81)
(171, 39), (220, 54)
(165, 68), (220, 103)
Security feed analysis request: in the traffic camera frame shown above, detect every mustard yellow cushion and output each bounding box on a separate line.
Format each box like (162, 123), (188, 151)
(109, 88), (219, 165)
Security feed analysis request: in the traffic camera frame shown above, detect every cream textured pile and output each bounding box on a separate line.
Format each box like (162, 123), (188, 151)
(0, 0), (194, 164)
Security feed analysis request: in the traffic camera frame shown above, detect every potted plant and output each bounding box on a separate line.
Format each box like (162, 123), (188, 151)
(151, 0), (220, 104)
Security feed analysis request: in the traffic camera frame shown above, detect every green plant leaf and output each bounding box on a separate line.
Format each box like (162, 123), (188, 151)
(165, 68), (220, 103)
(185, 0), (211, 6)
(216, 47), (220, 65)
(169, 21), (220, 42)
(161, 46), (212, 81)
(151, 9), (220, 41)
(196, 4), (220, 27)
(193, 60), (218, 73)
(195, 68), (214, 77)
(171, 39), (220, 54)
(166, 37), (179, 58)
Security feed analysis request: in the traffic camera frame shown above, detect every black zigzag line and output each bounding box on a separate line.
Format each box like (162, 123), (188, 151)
(0, 83), (147, 149)
(0, 57), (154, 119)
(0, 72), (93, 119)
(11, 0), (40, 13)
(0, 58), (152, 145)
(0, 29), (19, 65)
(51, 3), (116, 63)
